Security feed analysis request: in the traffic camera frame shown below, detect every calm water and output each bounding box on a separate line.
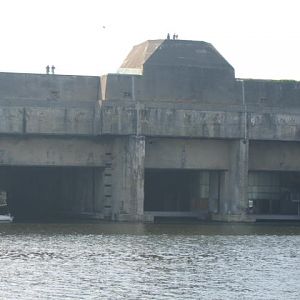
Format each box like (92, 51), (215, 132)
(0, 222), (299, 299)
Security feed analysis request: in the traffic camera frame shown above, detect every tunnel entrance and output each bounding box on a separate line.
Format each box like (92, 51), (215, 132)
(0, 166), (103, 221)
(248, 172), (300, 218)
(144, 169), (212, 220)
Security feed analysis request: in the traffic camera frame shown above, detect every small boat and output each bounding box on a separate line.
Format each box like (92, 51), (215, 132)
(0, 191), (13, 222)
(0, 214), (13, 222)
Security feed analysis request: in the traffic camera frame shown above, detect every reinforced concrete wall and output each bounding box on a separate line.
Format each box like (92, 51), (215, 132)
(0, 72), (100, 102)
(145, 138), (229, 170)
(1, 39), (300, 222)
(0, 136), (109, 167)
(249, 141), (300, 171)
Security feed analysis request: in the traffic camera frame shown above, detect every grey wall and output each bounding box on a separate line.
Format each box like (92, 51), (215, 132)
(101, 74), (143, 101)
(248, 112), (300, 141)
(0, 136), (109, 167)
(243, 79), (300, 108)
(102, 67), (237, 103)
(0, 100), (101, 136)
(141, 64), (237, 103)
(0, 72), (101, 102)
(249, 140), (300, 171)
(145, 138), (229, 170)
(117, 39), (236, 103)
(100, 100), (244, 138)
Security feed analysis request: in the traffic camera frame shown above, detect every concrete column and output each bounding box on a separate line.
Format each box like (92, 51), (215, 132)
(112, 135), (145, 221)
(216, 139), (249, 221)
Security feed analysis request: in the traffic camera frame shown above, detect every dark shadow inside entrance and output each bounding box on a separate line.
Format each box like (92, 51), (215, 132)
(144, 169), (210, 214)
(248, 171), (300, 216)
(0, 166), (103, 221)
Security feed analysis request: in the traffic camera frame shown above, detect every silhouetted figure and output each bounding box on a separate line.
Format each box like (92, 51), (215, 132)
(46, 65), (50, 74)
(51, 65), (55, 74)
(173, 33), (176, 40)
(167, 33), (170, 40)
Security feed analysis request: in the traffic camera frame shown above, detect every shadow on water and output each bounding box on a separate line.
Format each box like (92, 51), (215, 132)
(1, 220), (300, 236)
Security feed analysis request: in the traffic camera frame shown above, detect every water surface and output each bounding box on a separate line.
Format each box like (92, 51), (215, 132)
(0, 222), (299, 299)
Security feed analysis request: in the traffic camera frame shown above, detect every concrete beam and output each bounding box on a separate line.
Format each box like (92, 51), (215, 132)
(100, 100), (243, 138)
(0, 101), (101, 136)
(249, 140), (300, 171)
(0, 136), (109, 166)
(249, 112), (300, 141)
(145, 138), (229, 170)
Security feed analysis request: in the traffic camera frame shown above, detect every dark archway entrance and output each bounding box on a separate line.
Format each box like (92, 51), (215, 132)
(248, 171), (300, 218)
(144, 169), (212, 220)
(0, 166), (103, 221)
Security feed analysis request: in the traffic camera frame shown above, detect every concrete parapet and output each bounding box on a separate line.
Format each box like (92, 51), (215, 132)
(0, 72), (100, 102)
(242, 79), (300, 108)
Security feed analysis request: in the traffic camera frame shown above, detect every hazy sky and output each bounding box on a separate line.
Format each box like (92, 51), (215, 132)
(1, 0), (300, 79)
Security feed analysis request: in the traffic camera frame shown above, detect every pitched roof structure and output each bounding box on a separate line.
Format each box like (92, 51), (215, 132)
(119, 39), (234, 74)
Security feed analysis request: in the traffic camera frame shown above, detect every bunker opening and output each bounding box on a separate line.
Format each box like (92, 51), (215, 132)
(248, 171), (300, 217)
(144, 169), (220, 220)
(0, 166), (103, 221)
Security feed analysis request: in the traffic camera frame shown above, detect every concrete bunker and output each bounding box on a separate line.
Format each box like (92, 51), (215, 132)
(0, 166), (103, 220)
(248, 171), (300, 218)
(144, 169), (219, 220)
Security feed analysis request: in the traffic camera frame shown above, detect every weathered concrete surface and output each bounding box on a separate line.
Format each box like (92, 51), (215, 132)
(111, 136), (145, 221)
(101, 74), (143, 101)
(242, 79), (300, 108)
(0, 106), (24, 133)
(222, 140), (248, 215)
(2, 39), (300, 222)
(115, 40), (236, 103)
(215, 140), (249, 220)
(25, 106), (96, 135)
(0, 72), (100, 102)
(100, 100), (244, 138)
(0, 136), (109, 166)
(248, 111), (300, 141)
(249, 140), (300, 171)
(145, 138), (229, 170)
(0, 100), (100, 136)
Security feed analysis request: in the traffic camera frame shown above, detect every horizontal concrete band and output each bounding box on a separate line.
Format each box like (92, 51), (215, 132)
(1, 100), (300, 141)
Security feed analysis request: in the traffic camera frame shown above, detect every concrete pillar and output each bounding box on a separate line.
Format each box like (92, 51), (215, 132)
(217, 139), (249, 221)
(112, 135), (145, 221)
